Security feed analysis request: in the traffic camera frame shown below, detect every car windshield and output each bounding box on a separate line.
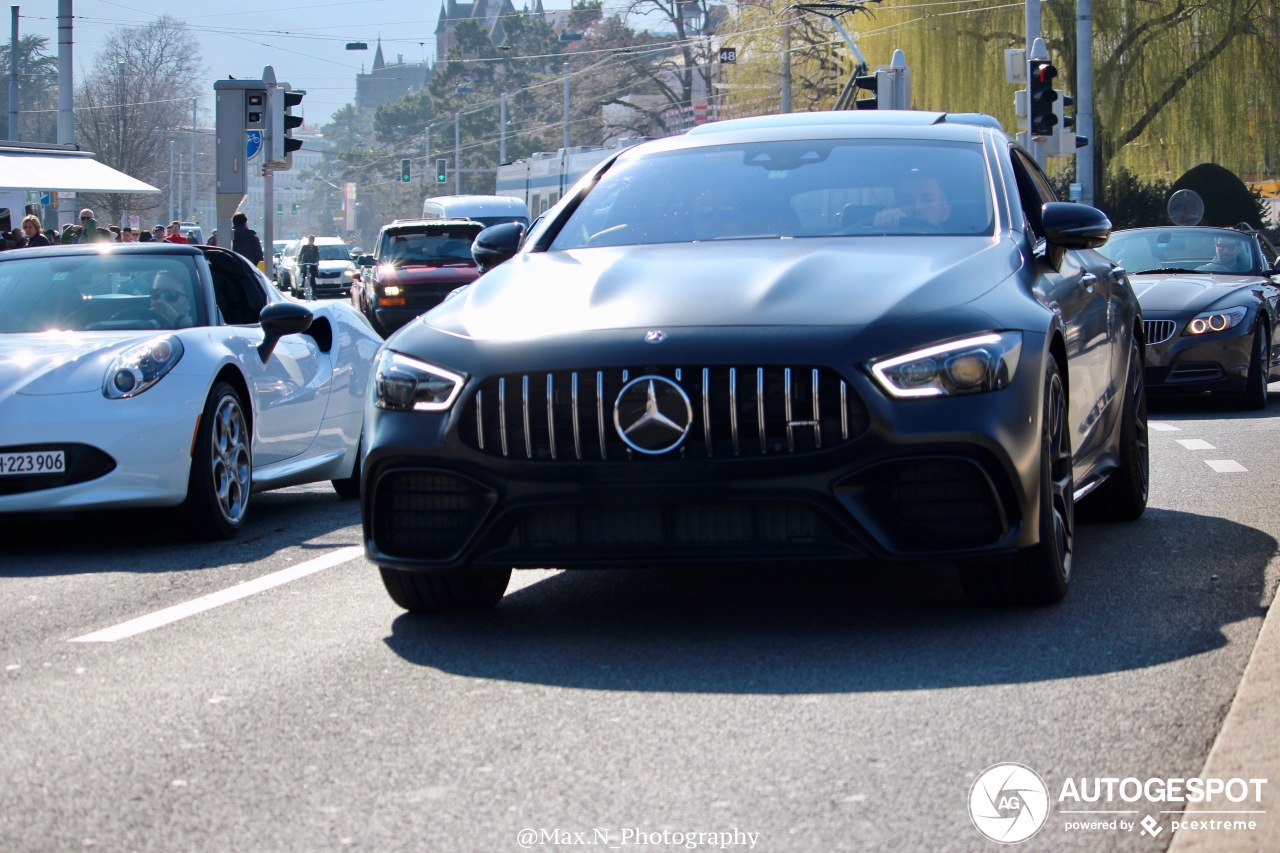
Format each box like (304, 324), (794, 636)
(317, 244), (352, 262)
(0, 253), (206, 333)
(384, 228), (480, 263)
(550, 138), (995, 249)
(1099, 229), (1260, 275)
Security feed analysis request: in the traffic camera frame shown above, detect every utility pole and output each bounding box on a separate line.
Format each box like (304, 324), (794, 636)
(1076, 0), (1095, 206)
(499, 93), (507, 163)
(168, 140), (174, 222)
(190, 98), (197, 223)
(454, 112), (460, 194)
(781, 19), (791, 114)
(562, 62), (570, 150)
(9, 6), (19, 141)
(56, 0), (74, 230)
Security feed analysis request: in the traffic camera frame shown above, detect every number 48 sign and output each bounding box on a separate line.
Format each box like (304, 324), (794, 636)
(718, 47), (737, 64)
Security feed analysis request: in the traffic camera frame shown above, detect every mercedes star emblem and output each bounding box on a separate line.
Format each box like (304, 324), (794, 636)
(613, 375), (693, 455)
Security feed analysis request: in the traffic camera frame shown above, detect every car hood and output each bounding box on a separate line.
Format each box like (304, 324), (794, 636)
(1130, 272), (1264, 314)
(425, 237), (1015, 340)
(319, 260), (354, 271)
(0, 332), (161, 398)
(379, 263), (478, 285)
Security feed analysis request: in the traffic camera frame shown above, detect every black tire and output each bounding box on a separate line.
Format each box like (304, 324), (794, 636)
(1079, 335), (1149, 522)
(379, 566), (511, 614)
(1236, 326), (1269, 411)
(961, 358), (1072, 606)
(331, 438), (361, 499)
(183, 381), (252, 540)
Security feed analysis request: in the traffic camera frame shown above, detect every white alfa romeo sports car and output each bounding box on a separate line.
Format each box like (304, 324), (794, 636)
(0, 242), (382, 538)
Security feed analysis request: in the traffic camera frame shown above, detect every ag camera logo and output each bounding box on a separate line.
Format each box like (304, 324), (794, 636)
(969, 763), (1050, 843)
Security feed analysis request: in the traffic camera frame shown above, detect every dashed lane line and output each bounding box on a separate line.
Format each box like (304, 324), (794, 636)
(68, 546), (366, 643)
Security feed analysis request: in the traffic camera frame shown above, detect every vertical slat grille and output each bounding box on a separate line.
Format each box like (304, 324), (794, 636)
(463, 365), (868, 461)
(1144, 319), (1177, 345)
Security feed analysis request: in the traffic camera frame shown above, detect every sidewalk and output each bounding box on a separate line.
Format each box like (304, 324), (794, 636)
(1167, 589), (1279, 851)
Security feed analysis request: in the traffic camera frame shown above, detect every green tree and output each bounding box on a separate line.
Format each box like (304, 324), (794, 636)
(0, 34), (58, 142)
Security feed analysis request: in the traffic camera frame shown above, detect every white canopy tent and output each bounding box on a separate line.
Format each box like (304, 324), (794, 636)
(0, 145), (160, 194)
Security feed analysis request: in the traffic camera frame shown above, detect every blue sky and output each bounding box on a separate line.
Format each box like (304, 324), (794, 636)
(19, 0), (574, 128)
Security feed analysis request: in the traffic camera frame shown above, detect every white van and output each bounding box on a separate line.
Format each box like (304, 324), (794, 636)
(421, 195), (530, 229)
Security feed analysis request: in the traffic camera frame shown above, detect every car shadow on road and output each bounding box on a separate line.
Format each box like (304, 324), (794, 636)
(383, 507), (1273, 693)
(0, 486), (361, 576)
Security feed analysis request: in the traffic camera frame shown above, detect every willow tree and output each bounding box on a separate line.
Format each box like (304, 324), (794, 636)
(718, 0), (1280, 185)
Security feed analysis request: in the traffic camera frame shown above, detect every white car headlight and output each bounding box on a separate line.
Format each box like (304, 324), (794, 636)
(868, 331), (1022, 398)
(103, 336), (184, 399)
(1184, 306), (1247, 336)
(374, 351), (466, 411)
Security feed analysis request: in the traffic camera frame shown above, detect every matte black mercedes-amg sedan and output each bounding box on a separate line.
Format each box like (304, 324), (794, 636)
(361, 110), (1149, 613)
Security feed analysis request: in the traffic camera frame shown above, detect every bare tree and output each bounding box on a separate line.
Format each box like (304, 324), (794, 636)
(75, 17), (206, 225)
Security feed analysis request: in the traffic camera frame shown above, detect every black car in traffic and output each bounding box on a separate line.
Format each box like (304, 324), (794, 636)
(361, 110), (1149, 613)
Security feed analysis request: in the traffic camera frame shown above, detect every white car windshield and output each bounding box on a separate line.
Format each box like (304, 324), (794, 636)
(550, 138), (995, 249)
(0, 254), (207, 333)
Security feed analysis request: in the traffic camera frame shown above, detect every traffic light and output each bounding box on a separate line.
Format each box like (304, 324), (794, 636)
(436, 158), (448, 183)
(1049, 90), (1084, 157)
(268, 84), (305, 167)
(853, 71), (879, 110)
(291, 202), (298, 214)
(401, 159), (412, 182)
(277, 202), (283, 216)
(1028, 60), (1059, 137)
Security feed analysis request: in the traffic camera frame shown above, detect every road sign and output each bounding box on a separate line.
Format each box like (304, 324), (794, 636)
(246, 129), (263, 161)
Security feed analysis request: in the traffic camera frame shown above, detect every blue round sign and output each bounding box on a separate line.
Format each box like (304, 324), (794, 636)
(246, 130), (263, 160)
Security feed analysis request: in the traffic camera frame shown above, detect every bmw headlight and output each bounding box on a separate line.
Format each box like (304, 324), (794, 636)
(1184, 306), (1247, 336)
(374, 351), (466, 411)
(103, 336), (184, 399)
(868, 331), (1022, 398)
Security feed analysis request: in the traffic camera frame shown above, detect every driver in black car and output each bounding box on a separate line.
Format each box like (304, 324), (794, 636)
(873, 172), (952, 229)
(149, 271), (193, 328)
(1201, 236), (1251, 273)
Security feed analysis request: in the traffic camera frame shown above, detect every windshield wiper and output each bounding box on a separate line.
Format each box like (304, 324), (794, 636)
(1132, 267), (1202, 275)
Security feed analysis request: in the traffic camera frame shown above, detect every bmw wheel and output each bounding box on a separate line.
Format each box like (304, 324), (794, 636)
(961, 358), (1072, 606)
(1236, 326), (1269, 411)
(379, 566), (511, 613)
(183, 381), (252, 540)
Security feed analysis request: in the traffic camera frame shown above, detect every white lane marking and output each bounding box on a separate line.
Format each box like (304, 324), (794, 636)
(1205, 460), (1248, 473)
(69, 546), (365, 643)
(1150, 422), (1181, 432)
(1178, 439), (1217, 450)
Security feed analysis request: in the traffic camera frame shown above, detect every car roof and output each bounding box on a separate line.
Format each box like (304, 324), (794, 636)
(383, 218), (481, 231)
(685, 110), (1006, 139)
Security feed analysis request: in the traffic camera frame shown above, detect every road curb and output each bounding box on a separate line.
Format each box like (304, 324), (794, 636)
(1167, 593), (1279, 851)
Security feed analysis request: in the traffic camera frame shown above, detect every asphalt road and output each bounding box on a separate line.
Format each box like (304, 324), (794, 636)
(2, 393), (1278, 852)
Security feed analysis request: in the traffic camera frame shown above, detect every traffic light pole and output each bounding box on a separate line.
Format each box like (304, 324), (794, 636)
(1076, 0), (1095, 206)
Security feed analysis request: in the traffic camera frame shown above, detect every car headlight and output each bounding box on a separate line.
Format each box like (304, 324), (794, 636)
(1184, 306), (1247, 336)
(374, 351), (466, 411)
(103, 336), (184, 399)
(868, 331), (1022, 398)
(342, 269), (355, 281)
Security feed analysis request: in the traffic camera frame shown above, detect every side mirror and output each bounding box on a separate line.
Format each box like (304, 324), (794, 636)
(356, 254), (374, 267)
(1041, 202), (1111, 250)
(472, 222), (526, 274)
(257, 301), (313, 362)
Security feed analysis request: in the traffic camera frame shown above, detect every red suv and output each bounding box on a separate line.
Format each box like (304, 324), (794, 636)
(353, 219), (484, 336)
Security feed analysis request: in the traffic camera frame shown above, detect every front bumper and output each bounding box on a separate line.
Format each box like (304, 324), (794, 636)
(361, 362), (1048, 573)
(1144, 316), (1254, 394)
